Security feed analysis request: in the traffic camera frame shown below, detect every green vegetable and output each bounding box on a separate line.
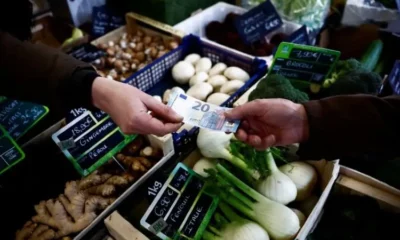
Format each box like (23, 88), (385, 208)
(207, 164), (300, 240)
(327, 70), (382, 96)
(249, 74), (309, 103)
(360, 40), (383, 72)
(323, 58), (362, 88)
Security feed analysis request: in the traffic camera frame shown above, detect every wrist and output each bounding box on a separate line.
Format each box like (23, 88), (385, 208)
(91, 77), (117, 111)
(296, 103), (310, 143)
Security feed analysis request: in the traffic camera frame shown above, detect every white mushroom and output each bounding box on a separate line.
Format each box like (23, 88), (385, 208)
(189, 72), (209, 86)
(209, 63), (227, 76)
(171, 86), (185, 95)
(172, 61), (195, 84)
(206, 93), (230, 105)
(220, 80), (244, 95)
(184, 54), (201, 65)
(163, 89), (172, 103)
(186, 82), (213, 101)
(195, 57), (212, 73)
(207, 75), (228, 92)
(224, 66), (250, 82)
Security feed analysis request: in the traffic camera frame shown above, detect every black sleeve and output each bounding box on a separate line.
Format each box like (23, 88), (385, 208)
(0, 31), (99, 115)
(297, 94), (400, 160)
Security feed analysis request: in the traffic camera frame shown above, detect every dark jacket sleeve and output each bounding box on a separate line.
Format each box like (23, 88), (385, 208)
(297, 94), (400, 160)
(0, 31), (99, 115)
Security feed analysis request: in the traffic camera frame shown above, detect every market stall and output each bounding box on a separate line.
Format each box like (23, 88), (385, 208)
(2, 0), (400, 240)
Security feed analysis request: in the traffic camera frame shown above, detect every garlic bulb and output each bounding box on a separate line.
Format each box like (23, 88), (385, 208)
(279, 162), (318, 201)
(256, 152), (297, 205)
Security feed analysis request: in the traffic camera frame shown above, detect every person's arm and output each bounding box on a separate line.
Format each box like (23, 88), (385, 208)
(297, 94), (400, 160)
(0, 31), (99, 114)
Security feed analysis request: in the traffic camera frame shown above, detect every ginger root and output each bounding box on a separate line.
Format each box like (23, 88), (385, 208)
(116, 154), (152, 173)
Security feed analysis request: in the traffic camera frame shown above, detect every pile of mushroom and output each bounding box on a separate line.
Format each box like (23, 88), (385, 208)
(159, 54), (250, 106)
(93, 30), (179, 81)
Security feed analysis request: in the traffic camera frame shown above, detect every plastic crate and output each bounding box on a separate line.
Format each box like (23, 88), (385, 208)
(123, 34), (267, 155)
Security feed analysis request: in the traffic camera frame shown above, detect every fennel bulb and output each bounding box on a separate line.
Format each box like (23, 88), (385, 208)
(203, 203), (269, 240)
(298, 194), (319, 217)
(291, 208), (306, 227)
(193, 157), (217, 177)
(256, 151), (297, 205)
(215, 164), (300, 240)
(280, 162), (318, 201)
(197, 129), (260, 179)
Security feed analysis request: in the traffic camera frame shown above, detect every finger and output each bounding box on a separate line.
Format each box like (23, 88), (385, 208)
(247, 134), (276, 150)
(137, 114), (180, 136)
(144, 96), (183, 123)
(235, 129), (248, 142)
(225, 101), (262, 119)
(241, 120), (250, 131)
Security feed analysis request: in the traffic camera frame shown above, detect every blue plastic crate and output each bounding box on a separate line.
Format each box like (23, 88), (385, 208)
(123, 35), (267, 155)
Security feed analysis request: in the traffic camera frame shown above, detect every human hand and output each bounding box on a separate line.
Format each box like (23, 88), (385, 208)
(225, 99), (309, 150)
(92, 77), (183, 136)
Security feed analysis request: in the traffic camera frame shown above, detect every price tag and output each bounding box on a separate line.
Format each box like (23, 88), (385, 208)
(235, 0), (283, 45)
(66, 108), (107, 124)
(52, 111), (136, 176)
(388, 60), (400, 95)
(285, 25), (310, 46)
(92, 5), (125, 37)
(67, 43), (106, 63)
(141, 163), (219, 240)
(0, 99), (49, 140)
(0, 126), (25, 175)
(269, 42), (340, 84)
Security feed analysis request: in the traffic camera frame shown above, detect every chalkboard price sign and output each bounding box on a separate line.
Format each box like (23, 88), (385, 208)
(388, 60), (400, 95)
(67, 43), (106, 63)
(235, 0), (283, 45)
(270, 42), (340, 84)
(92, 5), (125, 37)
(52, 111), (136, 176)
(0, 99), (49, 140)
(0, 126), (25, 175)
(285, 25), (310, 46)
(141, 163), (219, 240)
(66, 108), (107, 124)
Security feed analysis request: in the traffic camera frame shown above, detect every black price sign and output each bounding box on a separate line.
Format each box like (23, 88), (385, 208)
(52, 111), (135, 176)
(66, 107), (107, 124)
(235, 0), (283, 45)
(285, 25), (310, 46)
(388, 60), (400, 95)
(92, 5), (125, 37)
(0, 127), (25, 175)
(0, 99), (49, 140)
(67, 43), (106, 63)
(141, 163), (219, 240)
(270, 42), (341, 83)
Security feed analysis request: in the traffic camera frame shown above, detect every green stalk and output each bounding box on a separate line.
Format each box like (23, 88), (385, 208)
(214, 212), (229, 227)
(265, 151), (278, 173)
(216, 164), (266, 202)
(219, 191), (256, 219)
(219, 202), (245, 223)
(215, 174), (254, 207)
(227, 154), (260, 180)
(208, 226), (222, 236)
(203, 230), (222, 240)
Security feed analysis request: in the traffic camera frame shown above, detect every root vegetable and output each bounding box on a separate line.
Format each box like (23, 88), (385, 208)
(220, 80), (244, 95)
(163, 89), (172, 103)
(172, 61), (195, 84)
(206, 93), (230, 105)
(224, 67), (250, 82)
(195, 57), (212, 73)
(184, 53), (201, 65)
(209, 62), (227, 76)
(186, 82), (213, 101)
(140, 146), (163, 159)
(189, 72), (209, 86)
(207, 75), (228, 91)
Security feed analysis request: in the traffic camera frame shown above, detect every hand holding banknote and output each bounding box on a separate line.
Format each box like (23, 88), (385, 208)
(225, 99), (309, 150)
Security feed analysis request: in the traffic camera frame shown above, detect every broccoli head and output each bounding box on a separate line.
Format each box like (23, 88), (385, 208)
(249, 74), (309, 103)
(327, 70), (382, 96)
